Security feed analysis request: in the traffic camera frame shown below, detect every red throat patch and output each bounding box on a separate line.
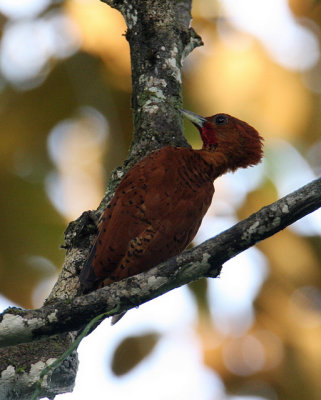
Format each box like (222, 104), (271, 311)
(201, 122), (217, 146)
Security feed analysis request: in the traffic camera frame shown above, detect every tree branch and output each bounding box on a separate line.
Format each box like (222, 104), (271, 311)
(1, 177), (320, 347)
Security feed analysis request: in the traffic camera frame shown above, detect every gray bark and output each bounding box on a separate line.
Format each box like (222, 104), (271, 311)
(0, 0), (200, 398)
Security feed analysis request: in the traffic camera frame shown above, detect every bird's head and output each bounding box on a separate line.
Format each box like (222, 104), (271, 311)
(182, 109), (263, 171)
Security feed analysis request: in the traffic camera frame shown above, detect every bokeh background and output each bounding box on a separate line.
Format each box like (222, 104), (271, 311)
(0, 0), (321, 399)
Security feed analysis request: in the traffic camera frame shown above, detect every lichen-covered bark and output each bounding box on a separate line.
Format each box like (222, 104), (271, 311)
(1, 177), (320, 347)
(0, 334), (77, 400)
(46, 0), (202, 304)
(0, 1), (201, 398)
(109, 0), (201, 154)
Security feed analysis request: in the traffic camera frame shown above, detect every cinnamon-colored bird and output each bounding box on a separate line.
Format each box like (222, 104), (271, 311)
(80, 109), (263, 292)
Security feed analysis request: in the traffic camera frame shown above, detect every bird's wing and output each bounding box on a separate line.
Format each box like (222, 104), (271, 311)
(80, 147), (214, 290)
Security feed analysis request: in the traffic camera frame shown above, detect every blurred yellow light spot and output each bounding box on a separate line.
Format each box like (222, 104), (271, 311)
(261, 230), (320, 283)
(187, 31), (312, 140)
(65, 0), (130, 86)
(289, 286), (321, 328)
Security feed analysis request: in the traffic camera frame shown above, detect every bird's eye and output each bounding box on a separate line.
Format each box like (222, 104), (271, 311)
(213, 114), (228, 125)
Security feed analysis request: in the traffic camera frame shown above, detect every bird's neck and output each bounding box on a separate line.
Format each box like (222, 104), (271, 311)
(195, 148), (232, 180)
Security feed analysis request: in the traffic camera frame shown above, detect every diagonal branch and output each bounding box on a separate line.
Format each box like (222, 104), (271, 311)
(1, 177), (320, 347)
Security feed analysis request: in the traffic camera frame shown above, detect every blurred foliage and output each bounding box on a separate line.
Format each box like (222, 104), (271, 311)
(0, 0), (320, 399)
(111, 332), (160, 376)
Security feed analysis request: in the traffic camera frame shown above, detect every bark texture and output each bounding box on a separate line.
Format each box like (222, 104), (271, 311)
(1, 178), (320, 346)
(0, 0), (201, 398)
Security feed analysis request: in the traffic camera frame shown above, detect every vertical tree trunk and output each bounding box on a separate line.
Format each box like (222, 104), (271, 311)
(0, 1), (201, 398)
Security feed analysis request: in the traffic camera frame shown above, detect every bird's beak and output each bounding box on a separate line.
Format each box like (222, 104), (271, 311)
(181, 109), (207, 128)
